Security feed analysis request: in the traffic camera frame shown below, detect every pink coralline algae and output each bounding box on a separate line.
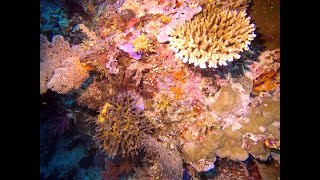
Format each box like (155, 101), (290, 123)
(184, 72), (205, 103)
(105, 58), (119, 74)
(117, 43), (142, 60)
(157, 5), (202, 43)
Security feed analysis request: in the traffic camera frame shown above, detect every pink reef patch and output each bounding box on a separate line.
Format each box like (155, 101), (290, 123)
(117, 43), (142, 60)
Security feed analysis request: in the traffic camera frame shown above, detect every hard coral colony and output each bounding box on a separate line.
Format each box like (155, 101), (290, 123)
(94, 94), (154, 158)
(40, 0), (280, 179)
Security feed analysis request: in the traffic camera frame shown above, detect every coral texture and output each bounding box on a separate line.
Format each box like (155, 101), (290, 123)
(72, 23), (97, 42)
(168, 3), (256, 69)
(94, 94), (154, 158)
(216, 0), (251, 11)
(141, 135), (184, 180)
(47, 57), (89, 94)
(40, 34), (76, 94)
(157, 4), (202, 43)
(131, 33), (154, 52)
(40, 0), (280, 178)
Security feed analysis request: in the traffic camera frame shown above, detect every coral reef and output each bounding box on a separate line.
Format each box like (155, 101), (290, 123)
(47, 57), (89, 94)
(209, 84), (243, 116)
(40, 0), (280, 178)
(72, 23), (98, 43)
(117, 43), (142, 60)
(181, 83), (279, 164)
(131, 33), (154, 52)
(125, 60), (154, 86)
(181, 128), (248, 164)
(40, 34), (77, 94)
(217, 0), (251, 11)
(94, 94), (154, 158)
(168, 3), (256, 69)
(76, 78), (116, 110)
(141, 135), (184, 179)
(78, 39), (121, 78)
(251, 49), (280, 95)
(157, 3), (202, 43)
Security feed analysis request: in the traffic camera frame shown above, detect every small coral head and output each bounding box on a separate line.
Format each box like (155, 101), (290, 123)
(94, 94), (154, 158)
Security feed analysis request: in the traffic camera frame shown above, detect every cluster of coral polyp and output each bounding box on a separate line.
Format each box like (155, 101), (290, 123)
(94, 94), (154, 158)
(40, 35), (89, 94)
(168, 3), (256, 69)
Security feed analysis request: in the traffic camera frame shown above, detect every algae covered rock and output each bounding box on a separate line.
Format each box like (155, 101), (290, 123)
(242, 95), (280, 138)
(181, 133), (223, 163)
(215, 127), (249, 161)
(209, 84), (242, 115)
(182, 93), (280, 164)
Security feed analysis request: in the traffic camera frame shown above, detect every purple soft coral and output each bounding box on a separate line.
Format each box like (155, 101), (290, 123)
(117, 43), (142, 60)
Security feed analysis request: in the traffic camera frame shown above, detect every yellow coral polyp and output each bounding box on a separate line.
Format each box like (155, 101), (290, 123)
(97, 115), (105, 123)
(168, 3), (256, 69)
(131, 33), (154, 52)
(101, 102), (111, 114)
(94, 94), (154, 158)
(160, 15), (171, 24)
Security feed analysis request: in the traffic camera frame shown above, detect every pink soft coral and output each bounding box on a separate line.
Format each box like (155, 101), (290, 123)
(47, 57), (89, 94)
(184, 72), (205, 103)
(117, 43), (142, 60)
(40, 34), (76, 94)
(157, 5), (202, 42)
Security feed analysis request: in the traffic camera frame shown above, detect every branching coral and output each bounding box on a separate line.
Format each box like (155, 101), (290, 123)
(94, 94), (154, 158)
(40, 0), (280, 177)
(168, 3), (256, 69)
